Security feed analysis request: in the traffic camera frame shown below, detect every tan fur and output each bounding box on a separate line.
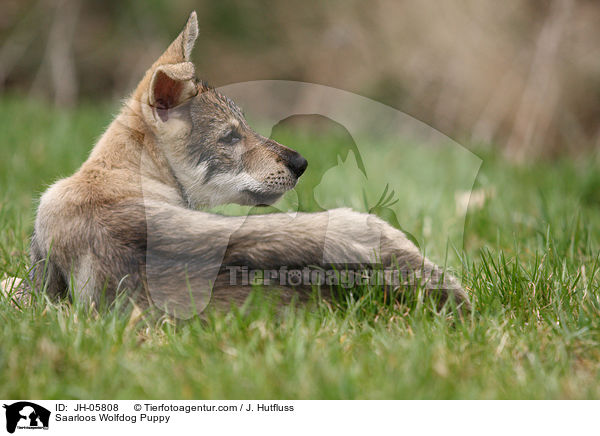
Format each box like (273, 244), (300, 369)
(2, 12), (470, 316)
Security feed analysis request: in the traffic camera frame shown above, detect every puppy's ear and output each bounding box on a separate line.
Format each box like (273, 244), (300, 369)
(133, 12), (199, 106)
(156, 11), (198, 65)
(148, 62), (197, 120)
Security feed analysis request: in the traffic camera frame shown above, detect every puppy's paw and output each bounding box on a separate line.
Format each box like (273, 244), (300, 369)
(1, 275), (29, 308)
(442, 285), (471, 314)
(1, 275), (21, 296)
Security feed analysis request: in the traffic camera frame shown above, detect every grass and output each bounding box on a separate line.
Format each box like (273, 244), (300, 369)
(1, 95), (600, 399)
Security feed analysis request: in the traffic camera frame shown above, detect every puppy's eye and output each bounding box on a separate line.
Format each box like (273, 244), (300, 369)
(220, 130), (241, 144)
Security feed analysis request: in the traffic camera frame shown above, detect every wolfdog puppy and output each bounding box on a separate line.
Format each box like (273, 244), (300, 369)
(3, 12), (469, 317)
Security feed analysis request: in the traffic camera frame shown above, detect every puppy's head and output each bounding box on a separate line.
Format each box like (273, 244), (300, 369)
(137, 12), (307, 208)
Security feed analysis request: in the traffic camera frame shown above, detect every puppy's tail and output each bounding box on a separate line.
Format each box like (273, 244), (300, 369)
(1, 275), (32, 308)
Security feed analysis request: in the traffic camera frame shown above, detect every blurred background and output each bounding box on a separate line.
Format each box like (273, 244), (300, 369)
(1, 0), (599, 160)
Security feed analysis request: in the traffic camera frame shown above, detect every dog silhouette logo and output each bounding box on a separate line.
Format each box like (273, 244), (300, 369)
(3, 402), (50, 433)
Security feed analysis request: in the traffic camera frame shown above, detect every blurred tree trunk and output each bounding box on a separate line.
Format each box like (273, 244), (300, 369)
(30, 0), (81, 107)
(505, 0), (573, 162)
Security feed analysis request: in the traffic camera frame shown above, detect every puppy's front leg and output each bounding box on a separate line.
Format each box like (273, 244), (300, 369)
(221, 208), (470, 311)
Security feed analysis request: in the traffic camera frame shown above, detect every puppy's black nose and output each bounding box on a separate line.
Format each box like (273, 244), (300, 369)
(288, 153), (308, 178)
